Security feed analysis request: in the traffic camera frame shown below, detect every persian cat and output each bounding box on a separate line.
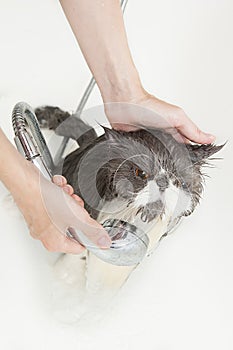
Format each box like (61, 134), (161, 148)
(35, 106), (224, 308)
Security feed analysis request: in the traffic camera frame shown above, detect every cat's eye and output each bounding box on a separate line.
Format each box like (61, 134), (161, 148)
(135, 168), (149, 180)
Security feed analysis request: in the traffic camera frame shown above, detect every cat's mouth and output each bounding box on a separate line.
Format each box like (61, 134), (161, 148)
(97, 195), (165, 227)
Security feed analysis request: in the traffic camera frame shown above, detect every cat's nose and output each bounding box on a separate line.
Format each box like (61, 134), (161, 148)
(155, 174), (169, 191)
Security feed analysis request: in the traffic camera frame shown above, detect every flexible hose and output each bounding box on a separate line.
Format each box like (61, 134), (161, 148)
(12, 102), (54, 171)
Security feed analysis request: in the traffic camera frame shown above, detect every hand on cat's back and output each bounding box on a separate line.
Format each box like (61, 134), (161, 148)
(105, 90), (215, 144)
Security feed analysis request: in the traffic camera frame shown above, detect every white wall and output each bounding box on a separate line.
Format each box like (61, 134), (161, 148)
(0, 1), (233, 349)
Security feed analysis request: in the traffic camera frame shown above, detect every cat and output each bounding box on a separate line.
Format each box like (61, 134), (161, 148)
(35, 106), (224, 302)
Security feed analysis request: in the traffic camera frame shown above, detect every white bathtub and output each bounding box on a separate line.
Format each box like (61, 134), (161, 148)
(0, 0), (233, 349)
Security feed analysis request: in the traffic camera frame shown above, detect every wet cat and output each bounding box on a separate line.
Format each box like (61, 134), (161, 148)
(36, 105), (223, 234)
(35, 106), (224, 304)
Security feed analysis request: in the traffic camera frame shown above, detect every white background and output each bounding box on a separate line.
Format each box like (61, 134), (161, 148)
(0, 0), (233, 349)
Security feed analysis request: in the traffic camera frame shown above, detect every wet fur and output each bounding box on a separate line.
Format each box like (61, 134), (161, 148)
(35, 106), (224, 308)
(36, 105), (224, 227)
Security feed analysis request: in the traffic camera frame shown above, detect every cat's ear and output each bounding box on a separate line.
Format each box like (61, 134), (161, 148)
(187, 143), (225, 164)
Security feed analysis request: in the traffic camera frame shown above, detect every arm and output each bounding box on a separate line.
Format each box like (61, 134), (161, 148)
(59, 0), (215, 143)
(0, 128), (111, 253)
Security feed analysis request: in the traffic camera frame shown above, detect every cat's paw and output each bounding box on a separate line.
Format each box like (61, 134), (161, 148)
(35, 106), (70, 130)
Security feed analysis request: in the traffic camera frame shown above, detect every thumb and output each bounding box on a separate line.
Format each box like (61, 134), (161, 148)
(69, 208), (112, 249)
(176, 114), (215, 144)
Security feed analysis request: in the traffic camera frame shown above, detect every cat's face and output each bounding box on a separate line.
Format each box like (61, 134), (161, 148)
(94, 127), (223, 228)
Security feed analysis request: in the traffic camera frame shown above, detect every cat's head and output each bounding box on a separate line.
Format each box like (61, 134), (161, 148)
(95, 127), (224, 227)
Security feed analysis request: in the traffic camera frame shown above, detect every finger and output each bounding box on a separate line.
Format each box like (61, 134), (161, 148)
(62, 236), (86, 254)
(164, 127), (191, 144)
(110, 122), (139, 132)
(40, 227), (85, 254)
(58, 196), (112, 250)
(69, 208), (112, 249)
(71, 194), (85, 207)
(174, 112), (215, 144)
(52, 175), (67, 186)
(66, 198), (112, 249)
(172, 133), (190, 144)
(62, 184), (74, 196)
(52, 175), (76, 196)
(40, 180), (112, 249)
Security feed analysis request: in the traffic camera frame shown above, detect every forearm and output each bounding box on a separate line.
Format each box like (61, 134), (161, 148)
(59, 0), (143, 102)
(0, 128), (35, 197)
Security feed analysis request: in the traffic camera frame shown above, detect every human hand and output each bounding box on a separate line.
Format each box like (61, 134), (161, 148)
(13, 161), (111, 254)
(105, 90), (215, 144)
(60, 0), (214, 144)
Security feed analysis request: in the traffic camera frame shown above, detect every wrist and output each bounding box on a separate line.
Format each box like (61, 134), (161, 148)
(99, 65), (145, 103)
(7, 158), (39, 200)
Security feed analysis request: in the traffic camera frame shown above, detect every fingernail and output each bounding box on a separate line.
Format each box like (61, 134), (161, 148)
(53, 175), (63, 185)
(97, 236), (111, 249)
(63, 185), (70, 194)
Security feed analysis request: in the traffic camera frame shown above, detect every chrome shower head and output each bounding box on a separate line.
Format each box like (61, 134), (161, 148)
(101, 219), (149, 265)
(67, 219), (149, 266)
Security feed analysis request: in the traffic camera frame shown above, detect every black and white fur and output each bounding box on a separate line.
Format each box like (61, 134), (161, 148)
(35, 106), (224, 300)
